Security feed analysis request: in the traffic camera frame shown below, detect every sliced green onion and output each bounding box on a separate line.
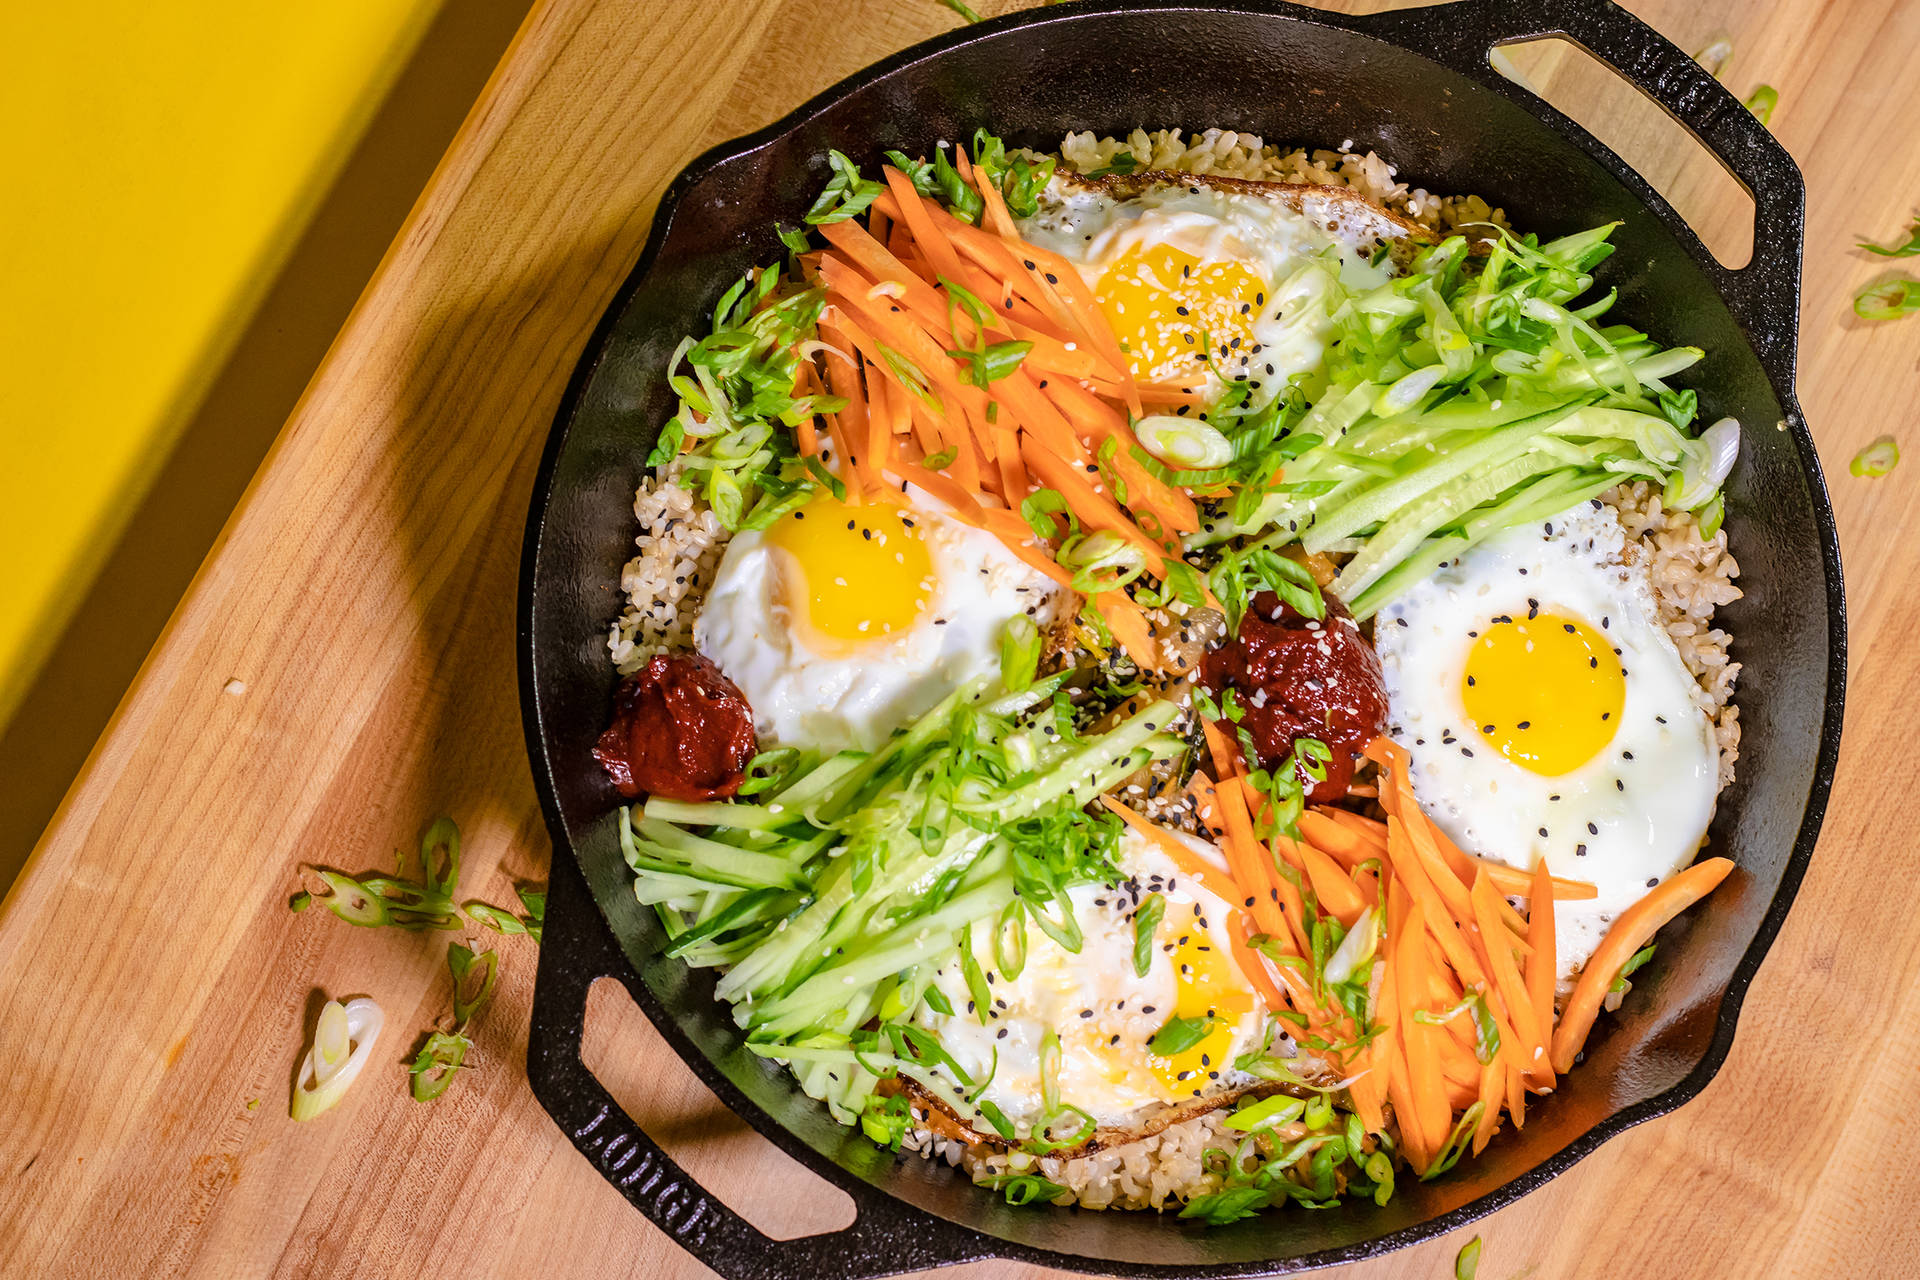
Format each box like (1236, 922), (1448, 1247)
(1131, 893), (1166, 978)
(419, 817), (461, 898)
(1744, 85), (1778, 126)
(1148, 1015), (1213, 1056)
(934, 0), (982, 23)
(464, 901), (529, 936)
(1456, 1235), (1483, 1280)
(1223, 1092), (1307, 1133)
(313, 871), (390, 927)
(407, 1030), (471, 1102)
(1854, 277), (1920, 320)
(1057, 529), (1148, 594)
(311, 999), (352, 1086)
(999, 615), (1040, 693)
(448, 943), (499, 1029)
(291, 997), (382, 1121)
(1178, 1186), (1270, 1225)
(1859, 217), (1920, 258)
(1135, 414), (1233, 469)
(1323, 907), (1379, 986)
(974, 1173), (1069, 1206)
(1611, 942), (1658, 994)
(1851, 434), (1901, 478)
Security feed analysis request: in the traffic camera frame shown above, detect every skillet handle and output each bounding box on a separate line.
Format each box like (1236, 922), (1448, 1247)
(527, 851), (991, 1280)
(1360, 0), (1805, 378)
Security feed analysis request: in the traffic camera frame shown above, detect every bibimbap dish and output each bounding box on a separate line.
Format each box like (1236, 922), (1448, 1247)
(588, 127), (1744, 1221)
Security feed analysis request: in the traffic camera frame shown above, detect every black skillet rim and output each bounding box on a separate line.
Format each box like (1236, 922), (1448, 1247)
(517, 0), (1847, 1272)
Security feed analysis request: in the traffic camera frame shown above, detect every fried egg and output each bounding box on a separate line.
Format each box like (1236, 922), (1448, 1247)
(696, 492), (1059, 753)
(1372, 500), (1719, 978)
(916, 827), (1266, 1132)
(1017, 174), (1409, 398)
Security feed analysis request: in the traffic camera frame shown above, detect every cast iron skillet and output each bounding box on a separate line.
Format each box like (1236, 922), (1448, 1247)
(519, 1), (1845, 1274)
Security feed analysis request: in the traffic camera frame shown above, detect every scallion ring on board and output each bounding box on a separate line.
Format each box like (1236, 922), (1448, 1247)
(291, 997), (383, 1121)
(1854, 277), (1920, 320)
(1851, 435), (1901, 478)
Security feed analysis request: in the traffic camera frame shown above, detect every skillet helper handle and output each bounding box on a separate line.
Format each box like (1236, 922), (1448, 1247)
(1362, 0), (1805, 376)
(527, 853), (988, 1280)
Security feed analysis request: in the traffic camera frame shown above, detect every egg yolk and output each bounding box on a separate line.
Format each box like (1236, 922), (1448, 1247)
(1094, 243), (1266, 383)
(1462, 612), (1625, 776)
(1147, 921), (1254, 1098)
(763, 495), (933, 652)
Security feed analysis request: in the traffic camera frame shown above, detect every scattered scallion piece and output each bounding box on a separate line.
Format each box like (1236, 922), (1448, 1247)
(408, 1032), (470, 1103)
(1179, 1185), (1271, 1225)
(1148, 1014), (1213, 1056)
(291, 997), (383, 1121)
(973, 1173), (1070, 1206)
(1859, 216), (1920, 258)
(1855, 277), (1920, 320)
(464, 883), (547, 943)
(933, 0), (982, 22)
(1851, 435), (1901, 478)
(406, 943), (500, 1103)
(292, 818), (466, 930)
(1692, 32), (1733, 79)
(1131, 893), (1166, 978)
(1456, 1235), (1484, 1280)
(998, 615), (1040, 693)
(1743, 85), (1778, 126)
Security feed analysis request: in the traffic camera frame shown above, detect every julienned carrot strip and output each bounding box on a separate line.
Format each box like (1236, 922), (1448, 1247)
(977, 509), (1075, 588)
(1041, 377), (1199, 529)
(790, 360), (823, 457)
(1525, 858), (1558, 1089)
(879, 170), (965, 279)
(903, 192), (1137, 399)
(1396, 899), (1452, 1171)
(991, 424), (1029, 512)
(1348, 1051), (1388, 1136)
(1470, 869), (1547, 1078)
(1228, 909), (1290, 1015)
(1091, 592), (1160, 669)
(1296, 810), (1384, 868)
(989, 368), (1094, 463)
(1295, 839), (1367, 928)
(1395, 764), (1478, 886)
(1472, 855), (1599, 902)
(964, 148), (1022, 240)
(826, 278), (973, 407)
(1199, 717), (1241, 784)
(1099, 796), (1227, 894)
(1319, 806), (1388, 841)
(1549, 857), (1734, 1073)
(1399, 800), (1480, 928)
(864, 348), (894, 467)
(817, 221), (947, 326)
(1471, 1057), (1504, 1156)
(1209, 777), (1291, 945)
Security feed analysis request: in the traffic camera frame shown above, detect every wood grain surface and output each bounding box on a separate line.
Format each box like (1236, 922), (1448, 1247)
(2, 2), (1915, 1277)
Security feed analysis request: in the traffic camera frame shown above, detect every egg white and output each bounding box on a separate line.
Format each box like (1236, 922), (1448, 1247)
(696, 501), (1059, 754)
(1017, 178), (1400, 399)
(1373, 500), (1719, 979)
(914, 827), (1267, 1132)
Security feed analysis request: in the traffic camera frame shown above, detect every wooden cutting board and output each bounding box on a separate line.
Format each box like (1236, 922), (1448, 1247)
(2, 1), (1915, 1276)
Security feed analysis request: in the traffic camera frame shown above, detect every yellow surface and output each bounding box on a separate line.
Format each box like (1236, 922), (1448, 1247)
(0, 1), (445, 729)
